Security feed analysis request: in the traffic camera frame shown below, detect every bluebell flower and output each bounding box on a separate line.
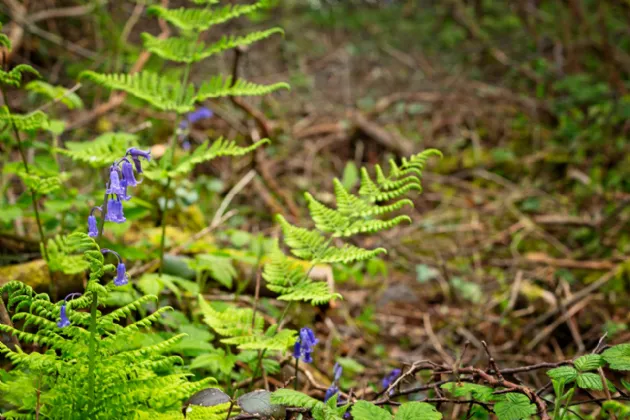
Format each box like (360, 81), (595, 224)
(333, 362), (343, 382)
(294, 327), (318, 363)
(115, 263), (128, 286)
(88, 215), (98, 237)
(104, 198), (126, 223)
(179, 107), (213, 130)
(121, 160), (138, 187)
(324, 384), (339, 403)
(106, 167), (126, 196)
(382, 368), (401, 393)
(126, 148), (151, 173)
(57, 303), (71, 328)
(57, 293), (82, 328)
(118, 184), (131, 201)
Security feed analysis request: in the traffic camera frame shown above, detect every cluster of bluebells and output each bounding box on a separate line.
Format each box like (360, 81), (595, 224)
(87, 147), (151, 236)
(59, 149), (150, 328)
(382, 368), (401, 395)
(293, 327), (319, 364)
(178, 107), (213, 150)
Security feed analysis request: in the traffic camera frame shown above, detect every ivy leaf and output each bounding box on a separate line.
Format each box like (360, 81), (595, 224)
(493, 393), (536, 420)
(351, 401), (391, 420)
(574, 354), (605, 372)
(394, 401), (442, 420)
(546, 366), (578, 384)
(603, 344), (630, 371)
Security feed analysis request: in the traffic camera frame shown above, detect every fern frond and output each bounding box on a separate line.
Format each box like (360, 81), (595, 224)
(98, 295), (159, 326)
(80, 71), (195, 113)
(120, 334), (187, 359)
(45, 234), (92, 275)
(198, 296), (264, 338)
(304, 192), (350, 234)
(195, 75), (289, 102)
(319, 244), (386, 264)
(147, 1), (270, 32)
(221, 328), (296, 351)
(263, 248), (340, 305)
(25, 81), (83, 109)
(277, 215), (327, 260)
(0, 107), (49, 131)
(271, 389), (322, 410)
(0, 64), (40, 87)
(57, 132), (139, 168)
(142, 28), (283, 63)
(0, 33), (11, 49)
(17, 172), (62, 194)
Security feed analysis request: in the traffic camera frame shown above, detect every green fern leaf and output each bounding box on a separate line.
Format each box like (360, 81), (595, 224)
(0, 64), (40, 87)
(277, 215), (327, 260)
(142, 28), (283, 63)
(80, 71), (196, 113)
(0, 107), (49, 131)
(147, 1), (271, 32)
(318, 243), (386, 264)
(25, 81), (83, 110)
(57, 132), (139, 168)
(195, 75), (289, 102)
(271, 389), (322, 410)
(221, 328), (295, 351)
(198, 296), (264, 339)
(0, 33), (11, 49)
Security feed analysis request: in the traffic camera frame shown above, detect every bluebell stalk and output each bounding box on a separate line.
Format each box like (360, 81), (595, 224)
(101, 248), (128, 286)
(57, 293), (82, 328)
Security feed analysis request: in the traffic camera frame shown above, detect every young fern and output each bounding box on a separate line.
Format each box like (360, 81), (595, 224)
(262, 149), (442, 306)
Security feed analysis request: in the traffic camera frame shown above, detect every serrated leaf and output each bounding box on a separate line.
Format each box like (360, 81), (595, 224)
(441, 382), (495, 403)
(351, 401), (391, 420)
(394, 402), (442, 420)
(574, 354), (605, 372)
(546, 366), (578, 384)
(603, 344), (630, 371)
(493, 393), (536, 420)
(576, 372), (603, 391)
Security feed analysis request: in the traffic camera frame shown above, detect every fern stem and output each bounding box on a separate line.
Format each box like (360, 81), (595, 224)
(158, 177), (172, 277)
(0, 88), (55, 297)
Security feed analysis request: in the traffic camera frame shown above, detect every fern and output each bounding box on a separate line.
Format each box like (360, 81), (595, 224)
(0, 106), (49, 131)
(195, 75), (289, 102)
(0, 64), (40, 87)
(26, 80), (83, 109)
(147, 1), (271, 32)
(144, 138), (269, 180)
(142, 28), (284, 63)
(57, 132), (139, 168)
(79, 71), (196, 113)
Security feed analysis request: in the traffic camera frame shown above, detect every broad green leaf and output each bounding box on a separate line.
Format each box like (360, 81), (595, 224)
(576, 372), (603, 391)
(441, 382), (495, 403)
(603, 344), (630, 371)
(351, 401), (391, 420)
(574, 354), (605, 372)
(395, 402), (442, 420)
(546, 366), (577, 384)
(493, 393), (536, 420)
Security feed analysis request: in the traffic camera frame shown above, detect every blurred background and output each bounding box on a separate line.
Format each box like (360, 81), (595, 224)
(2, 0), (630, 379)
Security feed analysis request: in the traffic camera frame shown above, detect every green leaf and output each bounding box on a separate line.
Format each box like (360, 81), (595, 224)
(603, 344), (630, 371)
(80, 71), (196, 113)
(576, 372), (603, 391)
(270, 389), (322, 410)
(0, 64), (40, 87)
(0, 107), (49, 132)
(57, 132), (139, 168)
(195, 75), (289, 102)
(351, 401), (391, 420)
(193, 254), (237, 289)
(493, 393), (536, 420)
(574, 354), (605, 372)
(546, 366), (578, 384)
(441, 382), (494, 403)
(394, 402), (442, 420)
(190, 349), (237, 375)
(25, 81), (83, 110)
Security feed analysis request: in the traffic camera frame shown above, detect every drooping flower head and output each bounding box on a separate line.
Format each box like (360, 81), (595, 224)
(104, 198), (126, 223)
(88, 215), (98, 238)
(106, 166), (126, 196)
(126, 148), (151, 174)
(57, 293), (82, 328)
(178, 107), (214, 150)
(293, 327), (318, 363)
(121, 159), (138, 187)
(382, 368), (402, 393)
(324, 384), (339, 403)
(333, 362), (343, 382)
(101, 249), (128, 287)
